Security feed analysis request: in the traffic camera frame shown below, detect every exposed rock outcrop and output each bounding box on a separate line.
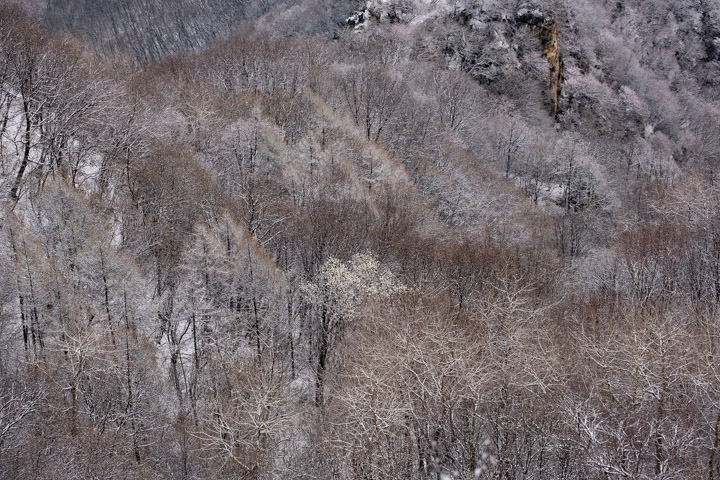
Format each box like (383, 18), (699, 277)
(345, 1), (564, 119)
(541, 20), (563, 119)
(515, 4), (563, 119)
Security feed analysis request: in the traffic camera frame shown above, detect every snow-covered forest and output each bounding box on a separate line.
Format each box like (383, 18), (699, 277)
(2, 0), (720, 478)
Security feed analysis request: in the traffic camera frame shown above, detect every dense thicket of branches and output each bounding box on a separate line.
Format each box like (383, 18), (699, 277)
(2, 0), (720, 478)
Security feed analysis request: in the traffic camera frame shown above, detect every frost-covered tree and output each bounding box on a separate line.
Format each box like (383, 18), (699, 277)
(301, 252), (404, 405)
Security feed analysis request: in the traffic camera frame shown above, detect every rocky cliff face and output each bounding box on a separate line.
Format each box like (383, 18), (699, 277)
(349, 1), (565, 119)
(509, 3), (564, 118)
(535, 16), (562, 119)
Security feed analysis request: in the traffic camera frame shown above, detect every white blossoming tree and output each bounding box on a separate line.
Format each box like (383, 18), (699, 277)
(300, 252), (404, 405)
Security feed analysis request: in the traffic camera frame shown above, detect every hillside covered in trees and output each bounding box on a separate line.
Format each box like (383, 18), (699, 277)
(2, 0), (720, 478)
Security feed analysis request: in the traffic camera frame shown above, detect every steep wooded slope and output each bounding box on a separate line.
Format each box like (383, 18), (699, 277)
(2, 1), (720, 479)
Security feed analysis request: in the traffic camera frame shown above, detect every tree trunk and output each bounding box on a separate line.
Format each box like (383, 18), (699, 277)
(9, 89), (32, 202)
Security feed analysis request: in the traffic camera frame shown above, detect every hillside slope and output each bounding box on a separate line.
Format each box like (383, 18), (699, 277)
(1, 1), (720, 479)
